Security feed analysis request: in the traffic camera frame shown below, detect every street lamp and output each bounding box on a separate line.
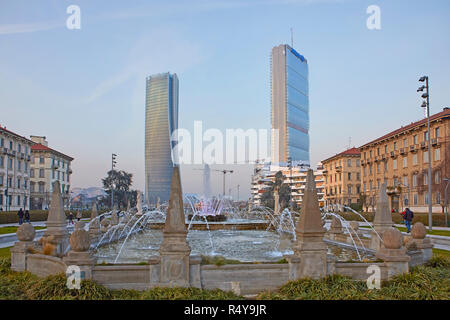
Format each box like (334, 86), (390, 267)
(417, 76), (433, 231)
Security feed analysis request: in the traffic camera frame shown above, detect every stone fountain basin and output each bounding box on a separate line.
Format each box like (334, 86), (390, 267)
(94, 229), (375, 264)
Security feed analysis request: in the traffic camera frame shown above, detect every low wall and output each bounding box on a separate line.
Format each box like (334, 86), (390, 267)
(334, 262), (387, 280)
(93, 265), (150, 290)
(27, 254), (67, 277)
(200, 264), (289, 295)
(147, 222), (269, 231)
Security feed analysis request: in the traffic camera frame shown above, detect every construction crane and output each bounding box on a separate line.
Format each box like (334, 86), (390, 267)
(213, 169), (234, 196)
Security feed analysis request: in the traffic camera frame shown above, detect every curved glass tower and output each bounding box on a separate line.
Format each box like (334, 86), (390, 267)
(145, 73), (179, 204)
(271, 44), (310, 167)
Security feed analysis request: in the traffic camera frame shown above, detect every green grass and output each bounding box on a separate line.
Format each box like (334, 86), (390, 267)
(0, 257), (242, 300)
(0, 247), (11, 259)
(0, 226), (45, 235)
(360, 225), (450, 237)
(257, 254), (450, 300)
(433, 248), (450, 257)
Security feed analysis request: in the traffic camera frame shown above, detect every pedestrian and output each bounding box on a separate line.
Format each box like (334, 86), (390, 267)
(17, 208), (24, 225)
(404, 207), (414, 233)
(76, 210), (82, 221)
(24, 210), (31, 223)
(68, 211), (74, 224)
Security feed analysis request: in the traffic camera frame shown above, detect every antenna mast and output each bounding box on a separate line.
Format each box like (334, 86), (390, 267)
(290, 27), (293, 47)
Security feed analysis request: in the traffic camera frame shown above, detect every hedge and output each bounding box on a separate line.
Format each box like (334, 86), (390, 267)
(0, 210), (109, 224)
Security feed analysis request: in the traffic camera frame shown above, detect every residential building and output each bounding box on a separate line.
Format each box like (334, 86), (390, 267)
(322, 147), (362, 211)
(145, 72), (179, 204)
(30, 136), (74, 210)
(359, 108), (449, 213)
(250, 162), (324, 208)
(271, 44), (310, 166)
(0, 126), (33, 211)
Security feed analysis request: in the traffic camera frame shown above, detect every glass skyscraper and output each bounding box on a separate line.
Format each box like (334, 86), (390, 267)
(271, 44), (310, 166)
(145, 73), (179, 204)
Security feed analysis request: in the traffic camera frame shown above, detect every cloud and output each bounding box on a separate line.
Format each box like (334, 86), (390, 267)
(85, 27), (205, 103)
(0, 20), (63, 35)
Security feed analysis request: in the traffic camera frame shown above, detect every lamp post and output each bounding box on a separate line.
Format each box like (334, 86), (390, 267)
(111, 153), (117, 209)
(444, 178), (450, 227)
(417, 76), (433, 231)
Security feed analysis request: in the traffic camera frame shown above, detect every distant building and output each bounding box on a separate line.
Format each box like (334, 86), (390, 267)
(322, 147), (361, 211)
(271, 44), (310, 166)
(145, 73), (179, 204)
(359, 108), (449, 213)
(29, 136), (74, 210)
(0, 126), (33, 211)
(250, 162), (324, 208)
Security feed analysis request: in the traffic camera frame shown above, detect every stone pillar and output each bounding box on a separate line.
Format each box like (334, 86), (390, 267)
(44, 181), (69, 257)
(88, 203), (101, 242)
(410, 222), (433, 264)
(11, 223), (36, 272)
(159, 166), (191, 287)
(111, 204), (119, 225)
(63, 221), (96, 279)
(328, 216), (344, 241)
(370, 182), (393, 251)
(289, 169), (327, 279)
(376, 227), (410, 279)
(274, 190), (280, 215)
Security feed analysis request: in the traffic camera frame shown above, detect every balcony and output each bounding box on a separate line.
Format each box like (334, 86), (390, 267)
(361, 160), (365, 166)
(420, 142), (427, 149)
(20, 153), (24, 160)
(432, 138), (441, 147)
(410, 145), (417, 153)
(381, 154), (386, 160)
(52, 164), (59, 170)
(26, 155), (31, 162)
(399, 148), (405, 155)
(335, 165), (342, 172)
(390, 151), (395, 158)
(2, 148), (7, 155)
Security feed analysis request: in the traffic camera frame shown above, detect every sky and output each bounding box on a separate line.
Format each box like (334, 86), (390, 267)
(1, 0), (449, 200)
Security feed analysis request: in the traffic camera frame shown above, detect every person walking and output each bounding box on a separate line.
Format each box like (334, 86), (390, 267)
(17, 208), (24, 225)
(68, 211), (74, 225)
(24, 210), (31, 223)
(403, 207), (414, 233)
(76, 210), (82, 222)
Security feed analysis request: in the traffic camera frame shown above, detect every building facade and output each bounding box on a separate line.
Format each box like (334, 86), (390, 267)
(145, 73), (179, 204)
(0, 126), (33, 211)
(29, 136), (73, 210)
(250, 163), (324, 209)
(359, 108), (449, 214)
(322, 147), (362, 211)
(271, 44), (310, 166)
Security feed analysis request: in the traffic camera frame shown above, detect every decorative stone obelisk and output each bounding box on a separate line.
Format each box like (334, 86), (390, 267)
(159, 166), (191, 287)
(289, 169), (327, 279)
(370, 182), (393, 250)
(111, 204), (119, 225)
(274, 190), (280, 215)
(44, 181), (69, 256)
(136, 192), (143, 216)
(88, 202), (100, 241)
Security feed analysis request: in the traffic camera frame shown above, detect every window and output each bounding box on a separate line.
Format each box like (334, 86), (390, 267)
(0, 156), (3, 167)
(17, 177), (20, 189)
(8, 158), (12, 169)
(403, 176), (408, 187)
(424, 173), (428, 185)
(377, 163), (380, 173)
(369, 150), (372, 158)
(17, 196), (20, 206)
(363, 167), (367, 176)
(348, 173), (351, 180)
(413, 154), (418, 165)
(17, 161), (21, 171)
(369, 165), (373, 175)
(364, 183), (367, 192)
(393, 159), (397, 169)
(364, 152), (366, 159)
(425, 193), (429, 205)
(424, 151), (429, 163)
(377, 180), (380, 189)
(435, 171), (441, 184)
(413, 135), (418, 144)
(347, 159), (351, 167)
(356, 185), (360, 194)
(436, 192), (441, 204)
(394, 142), (397, 151)
(369, 181), (373, 191)
(357, 172), (360, 180)
(403, 157), (407, 168)
(30, 182), (35, 192)
(377, 148), (380, 156)
(384, 145), (388, 153)
(17, 144), (21, 153)
(39, 169), (44, 178)
(384, 161), (388, 171)
(435, 148), (440, 161)
(424, 131), (429, 141)
(0, 138), (3, 147)
(356, 159), (360, 167)
(30, 169), (34, 178)
(348, 186), (352, 194)
(40, 156), (44, 164)
(9, 141), (13, 149)
(52, 170), (55, 179)
(436, 127), (440, 138)
(403, 138), (407, 148)
(413, 174), (417, 187)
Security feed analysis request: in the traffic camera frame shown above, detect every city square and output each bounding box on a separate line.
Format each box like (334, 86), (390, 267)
(0, 0), (449, 308)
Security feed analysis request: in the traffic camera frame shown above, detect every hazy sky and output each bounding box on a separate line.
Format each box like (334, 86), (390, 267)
(1, 0), (449, 200)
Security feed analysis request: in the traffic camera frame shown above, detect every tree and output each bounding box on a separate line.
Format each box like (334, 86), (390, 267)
(102, 170), (134, 209)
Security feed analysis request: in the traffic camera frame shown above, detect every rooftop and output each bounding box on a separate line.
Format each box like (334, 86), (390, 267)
(322, 147), (361, 163)
(31, 143), (74, 161)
